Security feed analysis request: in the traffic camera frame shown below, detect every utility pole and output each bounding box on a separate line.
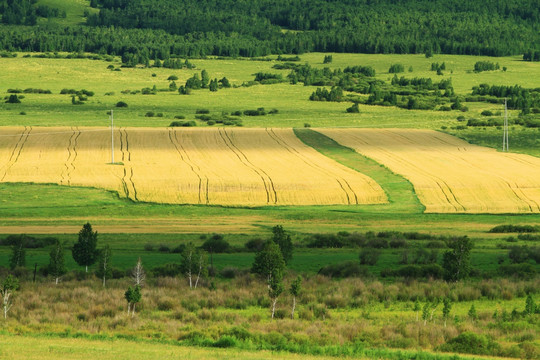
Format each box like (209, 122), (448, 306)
(502, 98), (509, 152)
(110, 110), (114, 163)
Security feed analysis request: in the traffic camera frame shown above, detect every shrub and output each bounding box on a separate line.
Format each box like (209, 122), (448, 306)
(481, 110), (494, 116)
(170, 120), (196, 127)
(439, 332), (501, 356)
(145, 111), (155, 117)
(489, 225), (539, 233)
(346, 103), (360, 113)
(196, 109), (210, 114)
(220, 267), (240, 279)
(174, 115), (185, 119)
(143, 243), (154, 251)
(6, 95), (20, 103)
(167, 75), (179, 81)
(388, 64), (405, 73)
(152, 263), (182, 277)
(213, 336), (237, 348)
(158, 244), (171, 253)
(499, 263), (537, 278)
(201, 234), (230, 253)
(171, 244), (186, 254)
(116, 101), (128, 108)
(359, 248), (380, 265)
(318, 261), (369, 278)
(245, 238), (265, 252)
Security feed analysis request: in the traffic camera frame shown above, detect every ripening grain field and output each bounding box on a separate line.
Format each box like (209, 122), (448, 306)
(320, 128), (540, 213)
(0, 126), (386, 206)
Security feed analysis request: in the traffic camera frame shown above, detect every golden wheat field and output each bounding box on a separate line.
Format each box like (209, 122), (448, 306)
(319, 128), (540, 213)
(0, 126), (386, 206)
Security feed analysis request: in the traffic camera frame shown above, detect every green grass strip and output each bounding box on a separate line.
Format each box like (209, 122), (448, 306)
(294, 128), (424, 214)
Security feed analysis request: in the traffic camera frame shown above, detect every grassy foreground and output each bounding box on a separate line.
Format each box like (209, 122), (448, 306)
(0, 334), (348, 360)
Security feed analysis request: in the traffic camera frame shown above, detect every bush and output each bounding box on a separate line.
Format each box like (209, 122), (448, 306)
(213, 336), (237, 348)
(359, 248), (380, 265)
(499, 263), (537, 278)
(481, 110), (494, 116)
(196, 109), (210, 114)
(145, 111), (155, 117)
(439, 332), (501, 356)
(143, 243), (154, 251)
(116, 101), (128, 108)
(243, 108), (267, 116)
(346, 103), (360, 113)
(170, 120), (196, 127)
(382, 264), (444, 279)
(318, 261), (369, 278)
(220, 266), (240, 279)
(174, 115), (186, 119)
(201, 234), (230, 253)
(489, 225), (539, 233)
(245, 238), (265, 252)
(388, 64), (405, 73)
(158, 244), (171, 253)
(152, 263), (182, 277)
(6, 94), (20, 103)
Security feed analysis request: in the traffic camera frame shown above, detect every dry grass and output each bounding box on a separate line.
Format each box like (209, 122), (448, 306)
(0, 126), (386, 206)
(319, 128), (540, 213)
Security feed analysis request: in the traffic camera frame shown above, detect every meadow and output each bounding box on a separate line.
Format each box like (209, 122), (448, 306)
(0, 50), (538, 359)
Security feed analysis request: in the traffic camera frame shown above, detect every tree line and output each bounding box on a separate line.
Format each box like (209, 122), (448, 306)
(0, 0), (538, 61)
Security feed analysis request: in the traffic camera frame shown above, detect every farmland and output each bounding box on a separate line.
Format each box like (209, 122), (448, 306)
(0, 48), (539, 360)
(319, 128), (540, 213)
(0, 126), (385, 206)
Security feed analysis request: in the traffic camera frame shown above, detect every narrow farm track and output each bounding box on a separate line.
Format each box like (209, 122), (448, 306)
(217, 127), (275, 204)
(119, 128), (137, 201)
(61, 127), (81, 186)
(0, 126), (31, 181)
(319, 128), (540, 213)
(266, 128), (356, 205)
(168, 128), (209, 204)
(0, 126), (385, 206)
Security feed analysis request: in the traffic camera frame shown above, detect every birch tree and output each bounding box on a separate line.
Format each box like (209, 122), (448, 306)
(96, 245), (112, 287)
(48, 239), (66, 285)
(1, 275), (19, 319)
(251, 240), (286, 319)
(289, 276), (302, 319)
(125, 285), (141, 317)
(131, 257), (146, 287)
(9, 235), (25, 270)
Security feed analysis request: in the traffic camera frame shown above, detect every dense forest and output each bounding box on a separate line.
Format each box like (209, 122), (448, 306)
(0, 0), (538, 60)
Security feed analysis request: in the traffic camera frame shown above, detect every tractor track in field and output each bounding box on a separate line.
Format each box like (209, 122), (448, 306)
(61, 127), (81, 185)
(266, 128), (358, 205)
(217, 127), (277, 205)
(1, 126), (32, 182)
(168, 128), (209, 204)
(119, 128), (138, 201)
(345, 131), (465, 212)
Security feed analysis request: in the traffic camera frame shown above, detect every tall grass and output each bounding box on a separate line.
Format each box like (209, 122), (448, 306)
(2, 275), (538, 358)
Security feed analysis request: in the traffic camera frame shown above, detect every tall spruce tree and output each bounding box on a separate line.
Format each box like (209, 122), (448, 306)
(72, 222), (99, 272)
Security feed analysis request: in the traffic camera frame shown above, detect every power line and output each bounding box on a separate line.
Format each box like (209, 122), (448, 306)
(502, 98), (509, 152)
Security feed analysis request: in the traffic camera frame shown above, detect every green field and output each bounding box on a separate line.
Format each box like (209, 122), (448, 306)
(0, 53), (536, 129)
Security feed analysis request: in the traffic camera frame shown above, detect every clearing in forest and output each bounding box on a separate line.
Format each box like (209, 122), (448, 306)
(0, 127), (386, 206)
(319, 128), (540, 213)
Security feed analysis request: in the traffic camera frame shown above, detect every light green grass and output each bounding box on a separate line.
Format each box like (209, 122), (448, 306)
(0, 334), (357, 360)
(0, 53), (538, 128)
(36, 0), (97, 26)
